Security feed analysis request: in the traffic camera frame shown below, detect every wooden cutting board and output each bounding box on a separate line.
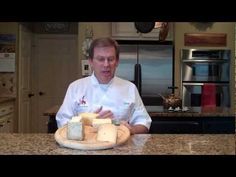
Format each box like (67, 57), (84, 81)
(54, 124), (130, 150)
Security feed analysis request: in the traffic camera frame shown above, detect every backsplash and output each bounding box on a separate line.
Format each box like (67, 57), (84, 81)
(0, 73), (16, 97)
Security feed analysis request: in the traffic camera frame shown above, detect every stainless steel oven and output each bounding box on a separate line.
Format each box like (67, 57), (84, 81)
(182, 83), (230, 107)
(182, 49), (230, 82)
(181, 49), (231, 108)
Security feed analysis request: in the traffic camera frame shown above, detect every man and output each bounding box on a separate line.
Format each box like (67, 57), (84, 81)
(56, 37), (151, 134)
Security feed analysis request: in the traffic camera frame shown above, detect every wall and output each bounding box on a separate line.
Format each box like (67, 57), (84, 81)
(78, 22), (111, 78)
(235, 25), (236, 113)
(174, 22), (235, 113)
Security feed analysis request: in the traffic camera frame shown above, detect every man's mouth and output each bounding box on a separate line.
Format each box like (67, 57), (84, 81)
(102, 70), (110, 75)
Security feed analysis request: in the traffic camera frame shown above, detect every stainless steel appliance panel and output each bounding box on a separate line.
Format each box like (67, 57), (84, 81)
(116, 45), (137, 82)
(181, 49), (231, 108)
(181, 49), (230, 60)
(116, 43), (173, 106)
(139, 45), (173, 96)
(181, 49), (230, 82)
(182, 83), (230, 107)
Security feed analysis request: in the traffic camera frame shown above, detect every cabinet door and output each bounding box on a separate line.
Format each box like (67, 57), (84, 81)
(202, 120), (235, 134)
(149, 120), (202, 134)
(142, 22), (173, 41)
(112, 22), (174, 41)
(141, 28), (160, 39)
(112, 22), (140, 38)
(0, 114), (13, 133)
(0, 101), (14, 133)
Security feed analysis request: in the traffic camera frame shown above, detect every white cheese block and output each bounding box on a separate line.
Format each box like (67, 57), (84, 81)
(92, 118), (112, 129)
(79, 112), (99, 125)
(71, 116), (82, 122)
(97, 124), (117, 144)
(67, 117), (84, 141)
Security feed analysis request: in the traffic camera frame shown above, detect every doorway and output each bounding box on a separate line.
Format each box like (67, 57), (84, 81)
(30, 34), (78, 132)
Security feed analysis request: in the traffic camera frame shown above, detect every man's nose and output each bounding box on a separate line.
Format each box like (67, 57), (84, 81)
(103, 59), (109, 66)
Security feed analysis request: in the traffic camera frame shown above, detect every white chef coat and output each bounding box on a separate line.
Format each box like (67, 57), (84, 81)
(56, 73), (152, 129)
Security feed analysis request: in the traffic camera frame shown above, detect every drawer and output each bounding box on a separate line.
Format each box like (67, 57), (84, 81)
(0, 114), (13, 133)
(0, 105), (14, 117)
(149, 120), (202, 134)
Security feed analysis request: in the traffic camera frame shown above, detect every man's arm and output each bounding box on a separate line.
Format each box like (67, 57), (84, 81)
(121, 121), (149, 134)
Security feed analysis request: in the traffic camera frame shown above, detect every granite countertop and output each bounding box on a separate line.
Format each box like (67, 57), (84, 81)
(0, 133), (235, 155)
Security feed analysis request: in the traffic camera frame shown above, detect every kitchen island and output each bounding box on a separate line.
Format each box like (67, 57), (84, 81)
(44, 105), (235, 133)
(0, 133), (234, 155)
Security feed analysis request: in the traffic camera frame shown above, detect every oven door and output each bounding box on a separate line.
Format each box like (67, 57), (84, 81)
(182, 83), (230, 107)
(182, 60), (229, 82)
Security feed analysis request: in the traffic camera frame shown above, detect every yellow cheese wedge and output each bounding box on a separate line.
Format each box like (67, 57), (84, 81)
(97, 124), (117, 144)
(92, 118), (112, 129)
(79, 112), (99, 125)
(71, 116), (82, 122)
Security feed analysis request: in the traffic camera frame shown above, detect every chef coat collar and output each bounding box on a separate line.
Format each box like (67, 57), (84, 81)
(91, 72), (115, 86)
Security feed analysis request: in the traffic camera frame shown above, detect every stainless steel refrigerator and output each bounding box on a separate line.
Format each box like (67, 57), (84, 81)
(116, 41), (174, 106)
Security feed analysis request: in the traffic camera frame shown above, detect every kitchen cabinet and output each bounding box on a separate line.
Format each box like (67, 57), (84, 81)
(149, 116), (235, 134)
(43, 105), (59, 133)
(0, 100), (14, 133)
(111, 22), (173, 41)
(149, 117), (202, 134)
(202, 117), (235, 133)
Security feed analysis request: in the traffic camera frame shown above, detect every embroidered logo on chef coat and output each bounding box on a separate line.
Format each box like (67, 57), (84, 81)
(78, 96), (88, 106)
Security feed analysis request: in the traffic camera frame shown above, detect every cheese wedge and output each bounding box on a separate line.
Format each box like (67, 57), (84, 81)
(67, 116), (84, 141)
(71, 116), (82, 122)
(92, 118), (112, 129)
(97, 124), (117, 144)
(79, 112), (99, 125)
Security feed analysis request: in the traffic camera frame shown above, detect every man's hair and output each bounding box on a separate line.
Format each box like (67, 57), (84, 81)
(88, 37), (119, 59)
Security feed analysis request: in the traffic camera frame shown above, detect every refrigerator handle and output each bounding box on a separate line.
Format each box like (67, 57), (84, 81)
(134, 63), (142, 95)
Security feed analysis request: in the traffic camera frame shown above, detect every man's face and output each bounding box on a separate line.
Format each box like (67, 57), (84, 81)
(89, 46), (119, 84)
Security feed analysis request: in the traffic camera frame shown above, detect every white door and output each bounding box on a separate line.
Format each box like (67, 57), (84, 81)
(31, 34), (78, 133)
(18, 24), (33, 133)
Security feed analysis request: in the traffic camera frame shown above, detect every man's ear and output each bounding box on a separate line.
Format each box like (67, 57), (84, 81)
(115, 58), (120, 67)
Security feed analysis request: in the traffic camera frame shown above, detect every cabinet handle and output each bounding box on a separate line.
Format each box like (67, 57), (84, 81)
(39, 91), (45, 96)
(28, 93), (34, 98)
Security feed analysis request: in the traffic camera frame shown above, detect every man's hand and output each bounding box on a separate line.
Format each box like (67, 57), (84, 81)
(120, 121), (149, 135)
(94, 106), (114, 119)
(120, 121), (134, 134)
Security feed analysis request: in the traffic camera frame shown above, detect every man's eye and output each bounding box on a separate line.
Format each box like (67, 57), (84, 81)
(97, 58), (105, 62)
(108, 57), (115, 62)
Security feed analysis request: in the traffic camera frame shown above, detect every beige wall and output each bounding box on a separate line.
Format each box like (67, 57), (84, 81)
(78, 22), (111, 78)
(0, 22), (18, 34)
(174, 22), (235, 113)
